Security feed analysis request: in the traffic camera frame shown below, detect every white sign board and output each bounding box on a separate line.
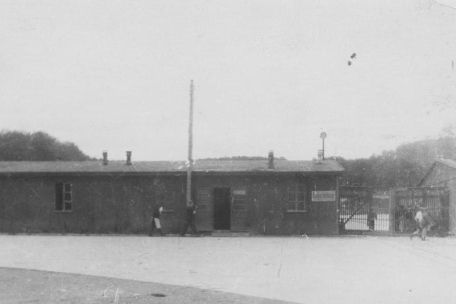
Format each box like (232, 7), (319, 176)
(233, 189), (247, 196)
(312, 191), (336, 202)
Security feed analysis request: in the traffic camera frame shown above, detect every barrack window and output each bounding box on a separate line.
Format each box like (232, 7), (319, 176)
(287, 184), (307, 212)
(55, 183), (72, 211)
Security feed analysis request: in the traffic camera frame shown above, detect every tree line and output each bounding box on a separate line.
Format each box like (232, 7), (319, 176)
(0, 131), (91, 161)
(0, 130), (454, 188)
(334, 135), (456, 188)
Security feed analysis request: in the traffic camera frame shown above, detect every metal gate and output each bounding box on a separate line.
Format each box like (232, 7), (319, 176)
(392, 187), (449, 235)
(339, 187), (390, 233)
(339, 186), (449, 235)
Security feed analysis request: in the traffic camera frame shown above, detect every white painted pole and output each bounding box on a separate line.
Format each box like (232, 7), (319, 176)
(186, 80), (194, 207)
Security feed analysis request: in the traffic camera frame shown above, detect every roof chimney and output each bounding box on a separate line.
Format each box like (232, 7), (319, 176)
(126, 151), (132, 165)
(268, 150), (274, 169)
(102, 151), (108, 166)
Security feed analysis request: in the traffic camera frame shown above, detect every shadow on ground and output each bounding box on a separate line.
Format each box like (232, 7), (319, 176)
(0, 267), (296, 304)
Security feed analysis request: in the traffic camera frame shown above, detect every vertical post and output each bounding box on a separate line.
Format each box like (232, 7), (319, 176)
(320, 132), (327, 160)
(336, 176), (340, 234)
(367, 187), (373, 231)
(322, 138), (325, 160)
(389, 189), (395, 234)
(186, 80), (194, 207)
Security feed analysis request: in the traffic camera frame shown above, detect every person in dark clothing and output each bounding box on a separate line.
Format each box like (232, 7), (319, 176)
(181, 200), (197, 236)
(410, 207), (435, 241)
(149, 203), (164, 236)
(404, 208), (414, 232)
(395, 205), (406, 233)
(367, 208), (377, 231)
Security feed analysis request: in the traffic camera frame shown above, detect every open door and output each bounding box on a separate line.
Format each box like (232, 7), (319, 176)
(214, 187), (231, 230)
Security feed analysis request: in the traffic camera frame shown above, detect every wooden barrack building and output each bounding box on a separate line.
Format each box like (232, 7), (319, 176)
(0, 155), (344, 235)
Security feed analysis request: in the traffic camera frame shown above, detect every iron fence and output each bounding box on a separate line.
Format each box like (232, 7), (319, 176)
(338, 186), (449, 235)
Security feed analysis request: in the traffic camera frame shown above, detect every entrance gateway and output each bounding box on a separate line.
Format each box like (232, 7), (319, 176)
(338, 186), (449, 235)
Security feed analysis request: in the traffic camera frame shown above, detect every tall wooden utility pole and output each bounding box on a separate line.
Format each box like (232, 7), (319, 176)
(186, 80), (194, 207)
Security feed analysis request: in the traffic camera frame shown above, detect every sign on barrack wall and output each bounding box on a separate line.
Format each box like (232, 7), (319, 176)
(312, 191), (336, 202)
(233, 189), (247, 196)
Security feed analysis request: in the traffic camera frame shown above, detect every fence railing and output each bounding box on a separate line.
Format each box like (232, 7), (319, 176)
(338, 186), (449, 235)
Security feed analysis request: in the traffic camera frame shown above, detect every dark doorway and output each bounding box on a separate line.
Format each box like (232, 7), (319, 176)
(214, 187), (231, 230)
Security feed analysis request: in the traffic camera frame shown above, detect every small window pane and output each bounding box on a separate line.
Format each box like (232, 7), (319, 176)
(287, 202), (296, 211)
(64, 193), (72, 201)
(297, 191), (305, 201)
(288, 192), (295, 201)
(64, 183), (72, 192)
(64, 202), (72, 211)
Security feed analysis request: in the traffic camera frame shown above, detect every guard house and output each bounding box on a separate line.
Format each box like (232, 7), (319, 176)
(418, 158), (456, 234)
(0, 153), (344, 235)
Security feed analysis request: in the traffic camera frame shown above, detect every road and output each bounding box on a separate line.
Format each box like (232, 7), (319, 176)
(1, 235), (456, 303)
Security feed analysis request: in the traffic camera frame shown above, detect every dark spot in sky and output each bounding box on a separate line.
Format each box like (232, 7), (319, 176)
(348, 53), (356, 66)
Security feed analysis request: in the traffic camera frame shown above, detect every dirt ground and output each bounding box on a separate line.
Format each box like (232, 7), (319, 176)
(0, 267), (294, 304)
(1, 235), (456, 304)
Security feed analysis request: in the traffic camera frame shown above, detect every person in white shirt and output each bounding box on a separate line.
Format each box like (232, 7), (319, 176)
(149, 203), (164, 236)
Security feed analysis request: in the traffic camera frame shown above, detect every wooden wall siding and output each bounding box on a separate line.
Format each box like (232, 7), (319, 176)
(0, 175), (187, 234)
(193, 174), (338, 235)
(0, 178), (51, 233)
(0, 173), (339, 235)
(450, 179), (456, 234)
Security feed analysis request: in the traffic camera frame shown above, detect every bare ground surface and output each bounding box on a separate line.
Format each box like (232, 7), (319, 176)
(1, 235), (456, 304)
(0, 267), (295, 304)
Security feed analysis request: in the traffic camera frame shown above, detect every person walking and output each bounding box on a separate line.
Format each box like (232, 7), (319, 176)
(181, 200), (198, 236)
(410, 207), (435, 241)
(149, 203), (164, 236)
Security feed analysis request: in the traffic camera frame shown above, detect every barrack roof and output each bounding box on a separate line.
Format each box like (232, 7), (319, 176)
(417, 158), (456, 186)
(0, 159), (344, 174)
(436, 158), (456, 170)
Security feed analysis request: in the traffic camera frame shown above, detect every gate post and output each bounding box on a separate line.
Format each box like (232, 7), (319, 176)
(389, 189), (395, 234)
(336, 177), (341, 235)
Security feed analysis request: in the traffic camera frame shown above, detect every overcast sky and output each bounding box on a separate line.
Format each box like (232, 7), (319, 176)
(1, 0), (456, 161)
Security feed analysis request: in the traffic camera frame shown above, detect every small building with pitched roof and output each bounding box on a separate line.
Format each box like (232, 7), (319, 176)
(0, 154), (344, 235)
(419, 158), (456, 234)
